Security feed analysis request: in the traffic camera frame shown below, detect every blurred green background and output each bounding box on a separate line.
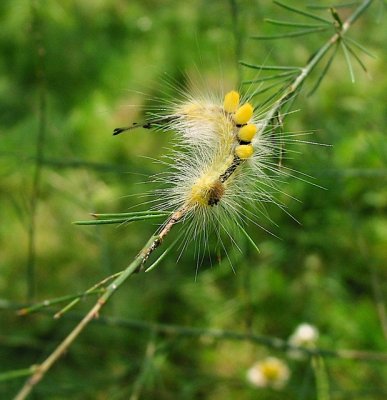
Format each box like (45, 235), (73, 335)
(1, 0), (386, 399)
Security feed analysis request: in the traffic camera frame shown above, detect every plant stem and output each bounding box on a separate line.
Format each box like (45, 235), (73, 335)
(14, 208), (186, 400)
(259, 0), (373, 132)
(26, 0), (47, 300)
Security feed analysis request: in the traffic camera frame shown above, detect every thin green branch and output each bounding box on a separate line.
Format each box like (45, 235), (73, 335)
(53, 271), (123, 319)
(17, 289), (105, 316)
(14, 207), (187, 400)
(26, 0), (47, 300)
(86, 314), (387, 362)
(11, 309), (387, 363)
(251, 0), (373, 135)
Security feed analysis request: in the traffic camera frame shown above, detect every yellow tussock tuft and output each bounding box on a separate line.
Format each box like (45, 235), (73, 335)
(238, 124), (257, 142)
(234, 103), (253, 125)
(235, 144), (254, 159)
(223, 91), (240, 113)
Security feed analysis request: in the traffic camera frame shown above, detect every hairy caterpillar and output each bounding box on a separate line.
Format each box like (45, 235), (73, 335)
(114, 88), (300, 265)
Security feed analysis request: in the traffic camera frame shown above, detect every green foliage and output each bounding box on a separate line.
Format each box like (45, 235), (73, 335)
(0, 0), (386, 399)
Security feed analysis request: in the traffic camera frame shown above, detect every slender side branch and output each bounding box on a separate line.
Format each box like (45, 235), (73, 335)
(14, 208), (186, 400)
(258, 0), (373, 133)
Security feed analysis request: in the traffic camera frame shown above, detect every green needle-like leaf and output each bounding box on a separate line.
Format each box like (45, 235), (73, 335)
(236, 222), (260, 254)
(145, 233), (182, 272)
(92, 211), (170, 219)
(344, 41), (368, 72)
(274, 1), (333, 24)
(256, 85), (291, 110)
(341, 40), (356, 82)
(243, 71), (298, 85)
(344, 35), (376, 58)
(0, 368), (35, 382)
(54, 271), (123, 319)
(240, 62), (301, 71)
(74, 212), (170, 226)
(308, 42), (339, 96)
(251, 27), (329, 40)
(307, 2), (360, 10)
(330, 7), (344, 27)
(17, 290), (104, 315)
(265, 18), (329, 28)
(251, 79), (295, 98)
